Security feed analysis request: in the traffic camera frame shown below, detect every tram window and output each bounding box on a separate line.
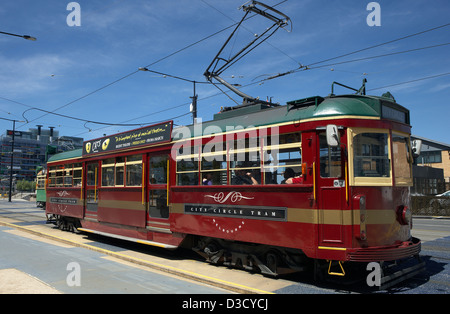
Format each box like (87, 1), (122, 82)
(392, 133), (412, 185)
(48, 167), (56, 187)
(263, 133), (302, 184)
(56, 166), (64, 187)
(201, 149), (227, 185)
(36, 175), (46, 189)
(177, 172), (199, 186)
(87, 163), (99, 186)
(319, 133), (342, 178)
(149, 156), (168, 184)
(353, 133), (390, 177)
(229, 151), (261, 185)
(126, 155), (143, 187)
(176, 145), (199, 186)
(149, 190), (169, 219)
(64, 164), (73, 187)
(102, 158), (115, 187)
(115, 157), (125, 186)
(229, 136), (261, 185)
(73, 163), (82, 187)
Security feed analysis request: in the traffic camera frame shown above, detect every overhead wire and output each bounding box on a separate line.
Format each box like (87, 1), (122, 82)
(307, 22), (450, 67)
(11, 1), (292, 135)
(14, 9), (248, 129)
(8, 9), (450, 136)
(368, 72), (450, 91)
(258, 41), (450, 82)
(258, 22), (450, 82)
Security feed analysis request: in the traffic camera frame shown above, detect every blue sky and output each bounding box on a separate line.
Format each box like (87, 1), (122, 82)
(0, 0), (449, 144)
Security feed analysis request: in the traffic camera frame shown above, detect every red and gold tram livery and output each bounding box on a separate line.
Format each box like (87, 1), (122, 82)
(46, 92), (423, 284)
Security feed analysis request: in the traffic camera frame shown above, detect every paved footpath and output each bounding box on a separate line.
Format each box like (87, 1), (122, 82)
(0, 199), (231, 294)
(0, 223), (232, 294)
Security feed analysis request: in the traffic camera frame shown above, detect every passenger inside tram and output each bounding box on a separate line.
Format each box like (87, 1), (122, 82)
(282, 167), (303, 184)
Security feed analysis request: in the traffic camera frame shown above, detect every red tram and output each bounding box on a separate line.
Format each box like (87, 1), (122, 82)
(46, 90), (424, 287)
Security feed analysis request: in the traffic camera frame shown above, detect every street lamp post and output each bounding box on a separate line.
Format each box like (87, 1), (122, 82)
(8, 120), (16, 202)
(0, 31), (37, 41)
(0, 118), (24, 202)
(138, 67), (201, 124)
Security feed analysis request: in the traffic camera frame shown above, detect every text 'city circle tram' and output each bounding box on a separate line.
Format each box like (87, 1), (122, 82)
(42, 1), (425, 290)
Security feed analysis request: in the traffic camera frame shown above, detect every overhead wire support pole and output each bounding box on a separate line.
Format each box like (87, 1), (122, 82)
(190, 81), (198, 124)
(0, 117), (25, 202)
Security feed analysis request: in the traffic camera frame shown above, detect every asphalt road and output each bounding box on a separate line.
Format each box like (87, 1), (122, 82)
(0, 199), (448, 295)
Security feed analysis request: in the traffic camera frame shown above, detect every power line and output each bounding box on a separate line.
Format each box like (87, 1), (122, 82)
(0, 95), (153, 127)
(308, 42), (450, 70)
(307, 22), (450, 67)
(15, 17), (245, 129)
(259, 41), (450, 82)
(18, 1), (292, 130)
(368, 72), (450, 91)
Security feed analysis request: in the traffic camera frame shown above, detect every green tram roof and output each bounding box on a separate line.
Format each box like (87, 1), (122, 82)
(48, 94), (409, 162)
(47, 148), (82, 163)
(173, 94), (410, 137)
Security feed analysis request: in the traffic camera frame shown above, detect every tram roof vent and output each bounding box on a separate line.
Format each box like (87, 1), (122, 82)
(287, 96), (325, 111)
(213, 101), (278, 121)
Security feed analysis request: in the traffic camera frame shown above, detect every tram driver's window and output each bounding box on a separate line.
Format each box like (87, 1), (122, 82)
(319, 133), (342, 178)
(353, 132), (390, 178)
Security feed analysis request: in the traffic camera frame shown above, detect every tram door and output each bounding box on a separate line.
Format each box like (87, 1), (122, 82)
(146, 153), (170, 231)
(84, 161), (99, 220)
(316, 129), (347, 245)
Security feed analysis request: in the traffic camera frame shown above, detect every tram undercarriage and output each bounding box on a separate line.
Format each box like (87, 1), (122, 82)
(46, 214), (81, 233)
(192, 237), (311, 276)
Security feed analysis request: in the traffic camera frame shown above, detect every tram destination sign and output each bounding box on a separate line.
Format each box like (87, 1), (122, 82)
(83, 121), (172, 156)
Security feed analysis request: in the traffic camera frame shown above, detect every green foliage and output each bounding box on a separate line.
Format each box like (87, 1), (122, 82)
(16, 179), (35, 192)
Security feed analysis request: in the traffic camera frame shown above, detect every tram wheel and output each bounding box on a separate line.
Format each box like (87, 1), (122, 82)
(265, 251), (280, 275)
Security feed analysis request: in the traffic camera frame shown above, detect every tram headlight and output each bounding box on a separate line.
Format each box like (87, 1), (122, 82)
(397, 205), (412, 226)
